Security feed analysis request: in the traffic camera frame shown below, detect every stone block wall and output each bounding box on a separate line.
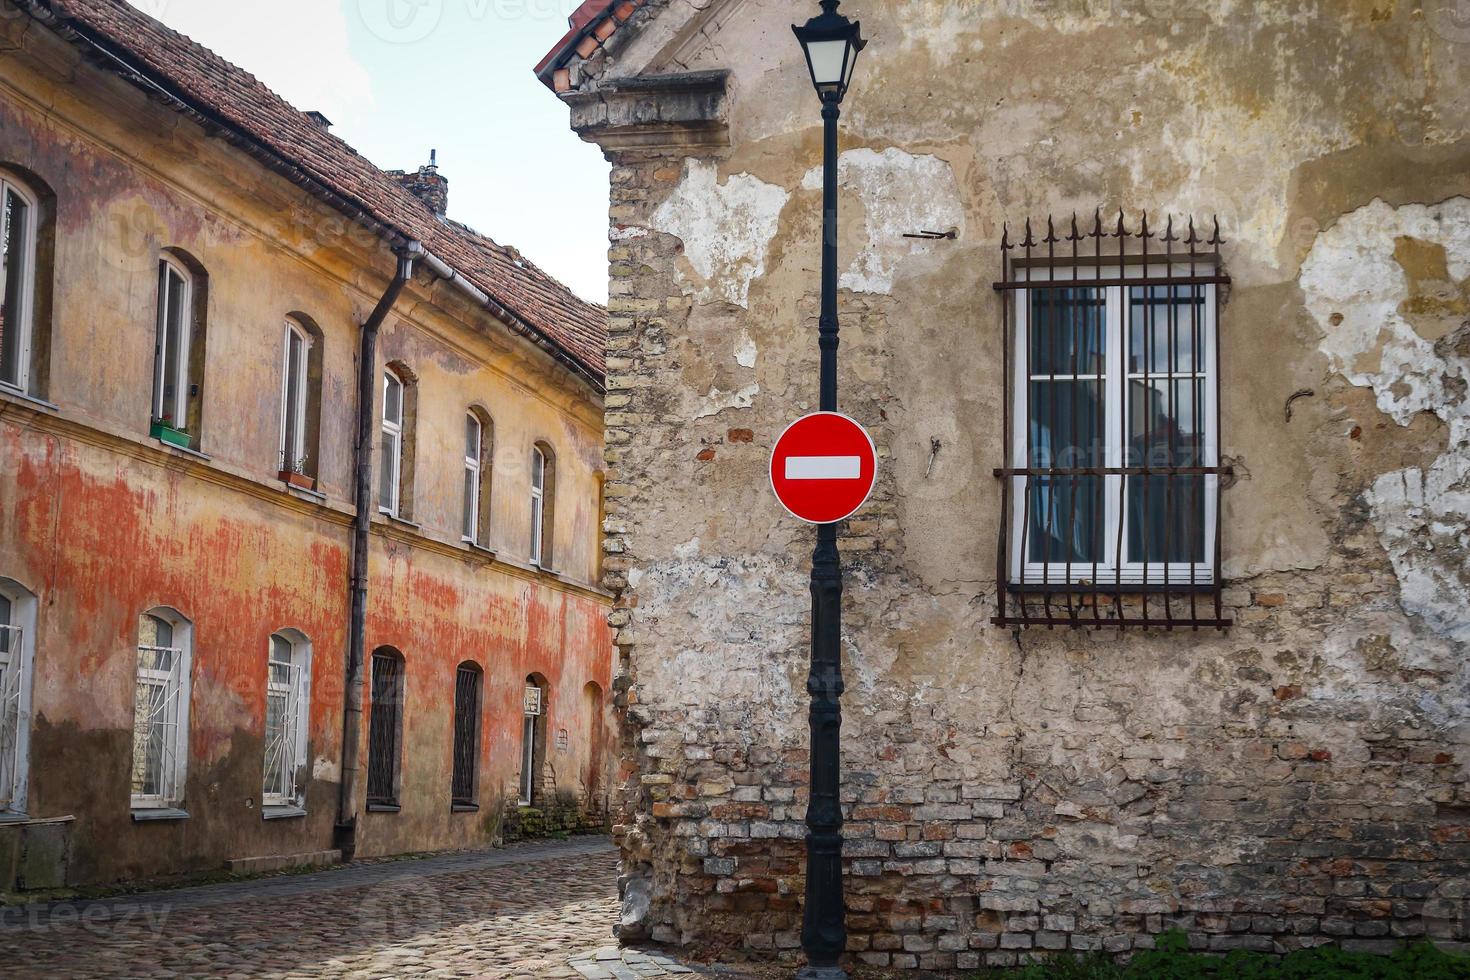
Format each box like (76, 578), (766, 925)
(577, 1), (1470, 969)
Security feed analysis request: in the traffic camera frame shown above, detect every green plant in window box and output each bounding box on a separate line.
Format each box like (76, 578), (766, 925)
(277, 454), (315, 491)
(149, 416), (190, 448)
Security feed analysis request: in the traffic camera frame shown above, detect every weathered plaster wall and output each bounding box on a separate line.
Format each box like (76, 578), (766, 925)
(579, 0), (1470, 969)
(0, 13), (612, 886)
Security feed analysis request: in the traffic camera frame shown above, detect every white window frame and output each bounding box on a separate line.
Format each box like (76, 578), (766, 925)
(520, 684), (542, 806)
(0, 580), (38, 816)
(462, 413), (482, 543)
(151, 256), (194, 428)
(278, 318), (311, 474)
(131, 610), (192, 811)
(1008, 265), (1218, 586)
(0, 174), (39, 395)
(263, 631), (311, 809)
(379, 370), (404, 516)
(529, 447), (545, 566)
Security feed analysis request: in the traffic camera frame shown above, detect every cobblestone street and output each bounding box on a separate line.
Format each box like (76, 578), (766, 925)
(0, 837), (672, 979)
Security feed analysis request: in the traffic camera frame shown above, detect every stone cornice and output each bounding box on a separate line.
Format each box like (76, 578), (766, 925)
(566, 70), (730, 155)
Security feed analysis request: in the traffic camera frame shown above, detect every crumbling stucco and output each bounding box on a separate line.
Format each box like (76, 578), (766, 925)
(1301, 198), (1470, 641)
(650, 158), (788, 308)
(800, 147), (966, 294)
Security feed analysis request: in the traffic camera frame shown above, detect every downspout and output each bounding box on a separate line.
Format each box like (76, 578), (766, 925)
(336, 244), (419, 859)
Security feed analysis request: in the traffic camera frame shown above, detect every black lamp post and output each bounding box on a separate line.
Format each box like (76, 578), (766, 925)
(792, 3), (865, 978)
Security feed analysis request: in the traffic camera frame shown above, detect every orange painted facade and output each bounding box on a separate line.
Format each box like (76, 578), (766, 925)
(0, 6), (611, 888)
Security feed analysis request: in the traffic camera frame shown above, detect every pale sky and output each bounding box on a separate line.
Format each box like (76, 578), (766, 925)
(126, 0), (610, 302)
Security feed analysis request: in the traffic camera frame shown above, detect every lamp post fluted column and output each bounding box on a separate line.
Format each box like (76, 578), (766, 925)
(799, 93), (847, 980)
(791, 5), (865, 976)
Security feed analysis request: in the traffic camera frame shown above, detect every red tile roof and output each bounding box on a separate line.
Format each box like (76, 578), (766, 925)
(21, 0), (606, 384)
(534, 0), (650, 92)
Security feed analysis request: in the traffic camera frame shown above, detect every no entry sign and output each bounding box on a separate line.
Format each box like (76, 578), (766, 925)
(769, 412), (877, 524)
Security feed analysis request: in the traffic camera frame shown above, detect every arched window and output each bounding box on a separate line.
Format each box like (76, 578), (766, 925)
(379, 363), (417, 518)
(450, 661), (482, 809)
(0, 578), (38, 817)
(278, 315), (323, 486)
(263, 630), (311, 811)
(1, 170), (48, 397)
(366, 646), (404, 810)
(462, 408), (494, 546)
(132, 608), (192, 812)
(520, 673), (549, 806)
(530, 442), (556, 568)
(583, 681), (605, 806)
(151, 250), (208, 448)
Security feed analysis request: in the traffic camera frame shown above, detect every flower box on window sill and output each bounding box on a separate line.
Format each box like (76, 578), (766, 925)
(150, 420), (191, 448)
(278, 470), (316, 491)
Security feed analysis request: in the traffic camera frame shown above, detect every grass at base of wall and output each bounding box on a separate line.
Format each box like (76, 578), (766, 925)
(976, 930), (1470, 979)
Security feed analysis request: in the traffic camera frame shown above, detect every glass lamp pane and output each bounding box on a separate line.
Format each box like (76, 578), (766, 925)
(806, 39), (849, 86)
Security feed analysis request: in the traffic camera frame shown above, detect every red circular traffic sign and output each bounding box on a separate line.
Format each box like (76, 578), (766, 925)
(769, 412), (877, 524)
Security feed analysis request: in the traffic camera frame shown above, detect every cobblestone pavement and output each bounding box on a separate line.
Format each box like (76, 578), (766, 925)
(0, 837), (657, 979)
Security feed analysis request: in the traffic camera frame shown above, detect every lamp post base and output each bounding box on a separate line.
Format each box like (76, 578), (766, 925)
(795, 967), (850, 980)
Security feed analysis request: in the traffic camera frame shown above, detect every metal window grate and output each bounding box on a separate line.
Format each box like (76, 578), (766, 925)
(993, 210), (1232, 630)
(451, 665), (481, 807)
(366, 651), (403, 806)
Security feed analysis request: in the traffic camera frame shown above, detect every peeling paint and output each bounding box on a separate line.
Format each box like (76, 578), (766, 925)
(801, 147), (965, 294)
(650, 159), (788, 308)
(691, 382), (760, 419)
(1301, 198), (1470, 640)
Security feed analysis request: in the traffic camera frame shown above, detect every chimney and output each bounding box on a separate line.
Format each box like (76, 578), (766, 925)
(390, 150), (448, 217)
(305, 110), (332, 131)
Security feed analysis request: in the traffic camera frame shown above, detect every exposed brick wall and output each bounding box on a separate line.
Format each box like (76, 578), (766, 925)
(595, 144), (1470, 970)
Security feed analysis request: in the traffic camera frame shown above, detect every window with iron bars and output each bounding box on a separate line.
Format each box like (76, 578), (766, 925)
(131, 610), (191, 808)
(450, 662), (481, 808)
(263, 632), (309, 809)
(994, 211), (1231, 630)
(366, 648), (404, 809)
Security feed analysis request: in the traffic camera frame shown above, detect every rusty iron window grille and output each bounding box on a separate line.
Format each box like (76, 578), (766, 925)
(994, 211), (1232, 630)
(366, 649), (404, 808)
(451, 663), (481, 808)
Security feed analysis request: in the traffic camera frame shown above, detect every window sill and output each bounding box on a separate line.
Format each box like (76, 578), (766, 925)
(262, 804), (307, 821)
(131, 807), (190, 822)
(451, 802), (480, 813)
(285, 483), (327, 504)
(0, 810), (31, 824)
(365, 802), (400, 813)
(155, 438), (211, 461)
(464, 541), (497, 559)
(0, 386), (59, 413)
(379, 513), (421, 531)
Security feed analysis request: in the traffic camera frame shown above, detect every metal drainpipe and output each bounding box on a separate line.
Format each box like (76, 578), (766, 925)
(336, 244), (419, 859)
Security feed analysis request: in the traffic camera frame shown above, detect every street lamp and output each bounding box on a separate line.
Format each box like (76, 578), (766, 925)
(792, 3), (865, 978)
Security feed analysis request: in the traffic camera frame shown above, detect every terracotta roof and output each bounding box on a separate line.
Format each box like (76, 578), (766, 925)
(21, 0), (606, 383)
(534, 0), (650, 92)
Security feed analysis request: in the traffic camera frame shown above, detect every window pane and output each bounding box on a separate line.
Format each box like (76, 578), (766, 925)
(1128, 285), (1204, 375)
(531, 449), (544, 490)
(529, 497), (542, 562)
(463, 468), (477, 539)
(1, 188), (29, 387)
(379, 431), (396, 511)
(1027, 380), (1103, 469)
(465, 415), (480, 459)
(0, 594), (11, 657)
(161, 269), (187, 425)
(1128, 378), (1205, 468)
(270, 634), (292, 665)
(383, 373), (402, 424)
(283, 329), (303, 465)
(1028, 287), (1104, 377)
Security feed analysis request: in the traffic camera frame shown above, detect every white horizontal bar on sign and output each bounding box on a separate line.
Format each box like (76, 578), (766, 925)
(785, 455), (862, 480)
